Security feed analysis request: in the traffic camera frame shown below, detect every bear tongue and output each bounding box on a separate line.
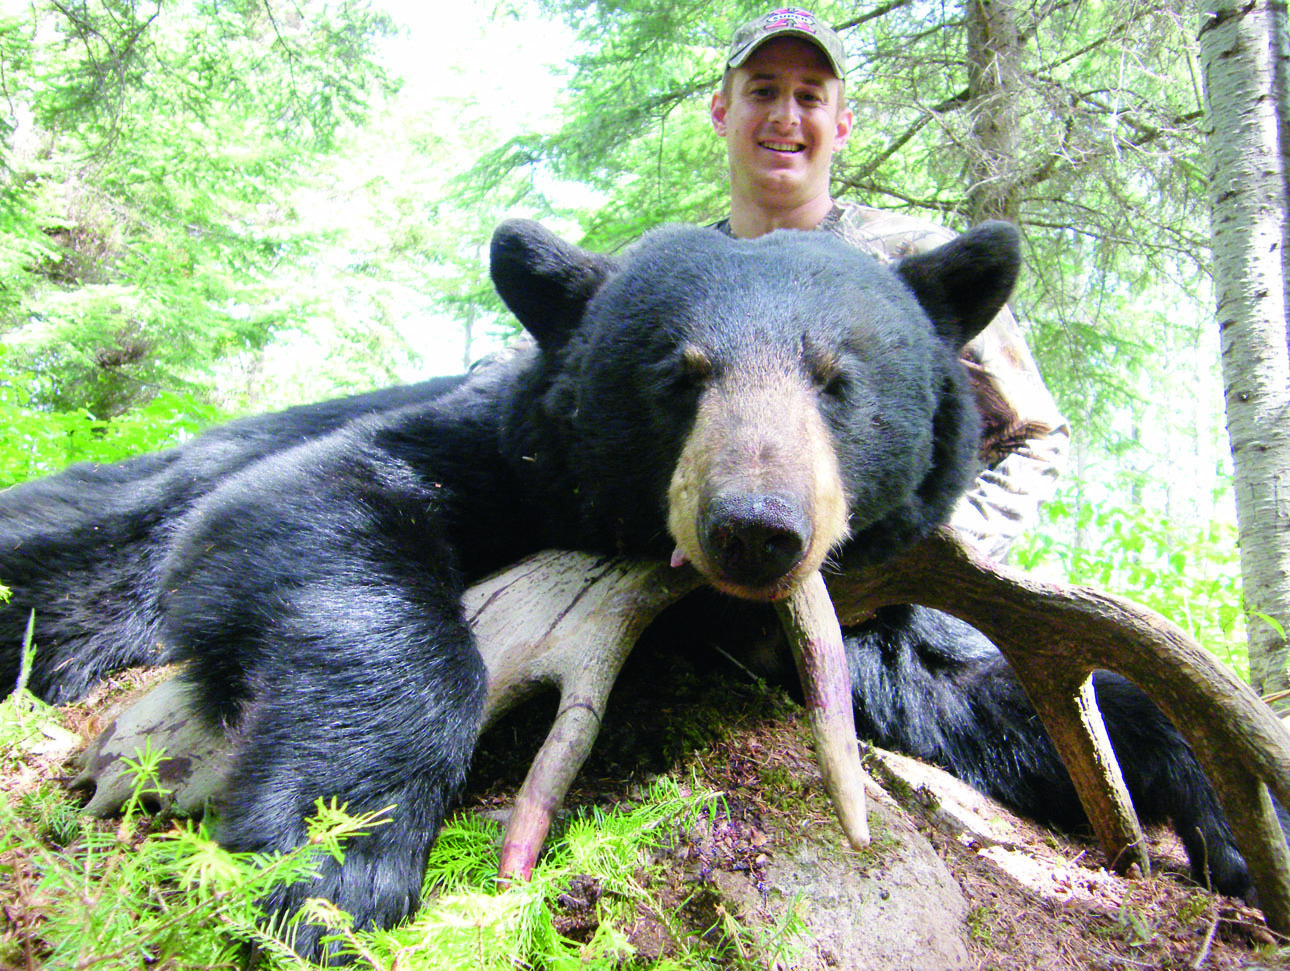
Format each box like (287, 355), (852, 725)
(669, 546), (689, 568)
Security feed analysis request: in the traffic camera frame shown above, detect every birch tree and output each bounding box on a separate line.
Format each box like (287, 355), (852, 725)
(1198, 0), (1290, 706)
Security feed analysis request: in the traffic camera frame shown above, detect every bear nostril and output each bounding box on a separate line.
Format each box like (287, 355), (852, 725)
(700, 494), (811, 589)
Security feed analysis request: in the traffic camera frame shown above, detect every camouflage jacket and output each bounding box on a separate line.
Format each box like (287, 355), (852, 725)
(714, 202), (1071, 560)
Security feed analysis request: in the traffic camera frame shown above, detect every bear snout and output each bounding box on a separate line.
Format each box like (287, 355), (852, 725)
(699, 492), (812, 589)
(666, 360), (850, 601)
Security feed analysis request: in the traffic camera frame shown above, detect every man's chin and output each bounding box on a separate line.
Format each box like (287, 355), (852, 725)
(750, 169), (817, 199)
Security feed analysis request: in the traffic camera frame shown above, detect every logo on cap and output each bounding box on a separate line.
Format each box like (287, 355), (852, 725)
(763, 8), (820, 34)
(726, 7), (847, 78)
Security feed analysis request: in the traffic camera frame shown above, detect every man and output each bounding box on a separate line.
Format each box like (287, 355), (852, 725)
(709, 7), (1069, 559)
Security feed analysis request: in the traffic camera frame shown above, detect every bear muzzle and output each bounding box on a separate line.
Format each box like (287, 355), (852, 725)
(666, 361), (849, 601)
(699, 492), (813, 590)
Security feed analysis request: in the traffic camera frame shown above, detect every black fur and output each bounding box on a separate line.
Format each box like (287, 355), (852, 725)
(3, 219), (1262, 959)
(501, 223), (1006, 565)
(0, 374), (467, 702)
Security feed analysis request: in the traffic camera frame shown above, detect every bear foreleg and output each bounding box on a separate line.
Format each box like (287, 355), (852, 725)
(184, 592), (486, 963)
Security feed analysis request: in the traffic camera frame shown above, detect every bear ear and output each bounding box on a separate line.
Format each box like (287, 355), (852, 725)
(893, 221), (1022, 349)
(490, 219), (618, 350)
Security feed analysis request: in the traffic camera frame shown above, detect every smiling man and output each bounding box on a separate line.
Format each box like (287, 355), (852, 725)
(710, 13), (853, 236)
(709, 7), (1069, 560)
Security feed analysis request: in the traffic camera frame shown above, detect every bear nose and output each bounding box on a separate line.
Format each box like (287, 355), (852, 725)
(700, 493), (812, 589)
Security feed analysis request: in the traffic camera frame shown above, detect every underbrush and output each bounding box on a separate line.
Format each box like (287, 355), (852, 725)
(1013, 490), (1250, 679)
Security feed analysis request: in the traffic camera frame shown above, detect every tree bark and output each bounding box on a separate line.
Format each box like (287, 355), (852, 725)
(964, 0), (1022, 223)
(1198, 0), (1290, 708)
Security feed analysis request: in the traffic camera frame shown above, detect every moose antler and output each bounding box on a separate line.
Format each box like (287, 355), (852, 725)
(78, 552), (876, 880)
(461, 552), (872, 880)
(461, 552), (702, 881)
(77, 533), (1290, 933)
(824, 526), (1290, 933)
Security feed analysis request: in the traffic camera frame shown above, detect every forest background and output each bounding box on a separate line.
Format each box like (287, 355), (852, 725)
(0, 0), (1260, 683)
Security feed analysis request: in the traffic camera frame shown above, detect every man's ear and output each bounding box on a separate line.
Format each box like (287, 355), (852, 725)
(833, 104), (853, 151)
(710, 91), (729, 136)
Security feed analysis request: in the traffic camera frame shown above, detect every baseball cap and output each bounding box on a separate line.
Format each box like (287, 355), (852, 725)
(726, 8), (847, 79)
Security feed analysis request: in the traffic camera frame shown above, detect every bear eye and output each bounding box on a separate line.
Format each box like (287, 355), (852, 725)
(680, 344), (713, 385)
(811, 353), (847, 399)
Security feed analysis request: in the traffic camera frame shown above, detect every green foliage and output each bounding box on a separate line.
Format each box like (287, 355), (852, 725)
(1014, 485), (1249, 677)
(0, 376), (221, 487)
(472, 0), (767, 249)
(4, 668), (350, 966)
(1, 611), (59, 770)
(2, 686), (793, 971)
(0, 0), (397, 420)
(358, 777), (739, 969)
(0, 791), (378, 967)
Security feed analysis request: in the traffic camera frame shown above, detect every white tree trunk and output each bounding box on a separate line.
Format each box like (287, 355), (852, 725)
(1199, 0), (1290, 706)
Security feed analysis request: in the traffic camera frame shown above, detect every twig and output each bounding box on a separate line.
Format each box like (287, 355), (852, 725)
(708, 643), (765, 685)
(1189, 914), (1218, 969)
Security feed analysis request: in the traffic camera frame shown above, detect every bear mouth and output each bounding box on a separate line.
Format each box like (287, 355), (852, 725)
(669, 542), (807, 602)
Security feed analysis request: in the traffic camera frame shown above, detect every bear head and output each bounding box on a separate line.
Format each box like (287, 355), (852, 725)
(491, 219), (1020, 601)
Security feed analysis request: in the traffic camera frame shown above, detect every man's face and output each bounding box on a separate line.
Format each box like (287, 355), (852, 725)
(711, 37), (853, 208)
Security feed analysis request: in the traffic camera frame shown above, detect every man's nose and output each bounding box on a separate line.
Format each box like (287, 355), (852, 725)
(767, 95), (799, 128)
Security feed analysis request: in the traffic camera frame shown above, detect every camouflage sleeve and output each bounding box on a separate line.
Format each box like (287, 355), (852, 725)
(950, 304), (1070, 560)
(948, 422), (1070, 560)
(830, 203), (1071, 560)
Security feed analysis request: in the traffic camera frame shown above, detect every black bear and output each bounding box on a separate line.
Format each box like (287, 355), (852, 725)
(0, 219), (1270, 959)
(1, 219), (1008, 957)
